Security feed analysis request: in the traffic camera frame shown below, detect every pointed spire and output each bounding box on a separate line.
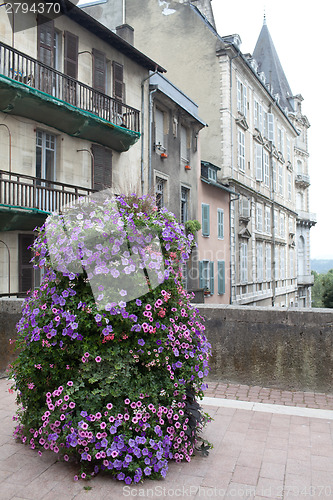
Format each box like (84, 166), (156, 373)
(253, 20), (293, 112)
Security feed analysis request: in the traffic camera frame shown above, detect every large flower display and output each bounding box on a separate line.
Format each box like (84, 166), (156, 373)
(10, 192), (211, 483)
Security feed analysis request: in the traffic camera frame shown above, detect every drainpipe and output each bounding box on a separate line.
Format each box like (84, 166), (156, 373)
(141, 68), (158, 195)
(0, 240), (10, 295)
(0, 123), (12, 173)
(229, 193), (240, 304)
(148, 88), (157, 192)
(269, 142), (276, 306)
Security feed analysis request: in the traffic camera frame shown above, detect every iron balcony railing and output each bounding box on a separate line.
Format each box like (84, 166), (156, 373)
(0, 170), (95, 213)
(0, 41), (140, 133)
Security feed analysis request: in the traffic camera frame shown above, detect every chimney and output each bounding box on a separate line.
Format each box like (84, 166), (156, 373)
(116, 24), (134, 45)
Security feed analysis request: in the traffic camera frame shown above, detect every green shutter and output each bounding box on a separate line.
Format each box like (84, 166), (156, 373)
(218, 260), (225, 295)
(210, 261), (214, 294)
(202, 203), (210, 236)
(199, 260), (204, 289)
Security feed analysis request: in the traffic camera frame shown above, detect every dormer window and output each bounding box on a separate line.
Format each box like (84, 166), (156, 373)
(207, 167), (217, 182)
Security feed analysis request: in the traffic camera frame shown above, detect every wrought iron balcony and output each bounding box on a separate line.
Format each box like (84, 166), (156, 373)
(0, 42), (140, 151)
(0, 170), (94, 231)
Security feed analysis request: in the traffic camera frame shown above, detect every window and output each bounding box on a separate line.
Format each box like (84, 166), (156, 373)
(218, 260), (225, 295)
(265, 243), (272, 281)
(240, 242), (248, 283)
(255, 143), (263, 181)
(272, 159), (277, 192)
(155, 176), (166, 210)
(64, 31), (78, 79)
(256, 203), (263, 232)
(199, 260), (214, 294)
(180, 186), (190, 224)
(37, 15), (55, 67)
(286, 136), (291, 162)
(274, 246), (279, 280)
(201, 203), (210, 237)
(267, 113), (274, 142)
(254, 100), (262, 131)
(19, 234), (35, 293)
(280, 246), (285, 280)
(112, 60), (123, 103)
(207, 167), (217, 181)
(265, 206), (271, 233)
(290, 248), (294, 278)
(36, 130), (56, 182)
(155, 108), (165, 150)
(239, 196), (250, 218)
(288, 172), (292, 201)
(280, 213), (285, 238)
(181, 263), (188, 290)
(278, 164), (283, 195)
(263, 150), (269, 187)
(257, 242), (263, 282)
(278, 128), (284, 153)
(274, 209), (279, 237)
(92, 49), (106, 94)
(263, 110), (268, 138)
(297, 160), (303, 175)
(237, 129), (245, 172)
(237, 79), (247, 117)
(180, 126), (189, 165)
(217, 209), (224, 239)
(92, 144), (112, 191)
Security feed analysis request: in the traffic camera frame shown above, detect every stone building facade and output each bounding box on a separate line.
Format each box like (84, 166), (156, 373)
(82, 0), (315, 307)
(0, 0), (164, 295)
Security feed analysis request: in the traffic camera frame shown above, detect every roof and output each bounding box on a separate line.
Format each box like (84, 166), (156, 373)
(149, 73), (207, 126)
(253, 20), (293, 112)
(61, 0), (166, 73)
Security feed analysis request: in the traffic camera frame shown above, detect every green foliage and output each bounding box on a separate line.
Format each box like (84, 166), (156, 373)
(322, 269), (333, 308)
(312, 269), (333, 308)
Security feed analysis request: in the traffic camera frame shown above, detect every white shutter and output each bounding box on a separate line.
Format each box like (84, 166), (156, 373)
(268, 113), (274, 142)
(257, 242), (263, 281)
(255, 144), (263, 181)
(243, 84), (247, 117)
(155, 109), (164, 148)
(266, 243), (272, 281)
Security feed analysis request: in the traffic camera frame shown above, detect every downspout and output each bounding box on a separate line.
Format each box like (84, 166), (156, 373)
(229, 193), (240, 304)
(141, 68), (158, 195)
(0, 123), (12, 173)
(148, 88), (157, 192)
(269, 142), (276, 306)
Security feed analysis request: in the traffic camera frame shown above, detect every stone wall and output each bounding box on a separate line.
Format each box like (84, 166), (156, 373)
(1, 300), (333, 394)
(0, 299), (24, 378)
(198, 304), (333, 393)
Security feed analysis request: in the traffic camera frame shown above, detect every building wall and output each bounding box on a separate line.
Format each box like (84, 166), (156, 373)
(197, 180), (230, 303)
(0, 7), (153, 294)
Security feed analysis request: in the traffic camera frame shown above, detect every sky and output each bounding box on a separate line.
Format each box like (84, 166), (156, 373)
(211, 0), (333, 260)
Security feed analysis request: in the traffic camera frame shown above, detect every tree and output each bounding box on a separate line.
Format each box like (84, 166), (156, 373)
(311, 270), (324, 308)
(322, 269), (333, 308)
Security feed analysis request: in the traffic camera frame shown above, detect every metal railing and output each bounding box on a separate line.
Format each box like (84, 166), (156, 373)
(0, 170), (94, 213)
(0, 41), (140, 132)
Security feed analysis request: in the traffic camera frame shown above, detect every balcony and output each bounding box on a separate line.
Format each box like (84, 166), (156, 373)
(295, 173), (310, 187)
(297, 210), (317, 227)
(0, 42), (140, 152)
(297, 274), (314, 286)
(0, 170), (94, 231)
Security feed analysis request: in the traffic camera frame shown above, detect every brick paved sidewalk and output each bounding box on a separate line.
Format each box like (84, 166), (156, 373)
(205, 381), (333, 411)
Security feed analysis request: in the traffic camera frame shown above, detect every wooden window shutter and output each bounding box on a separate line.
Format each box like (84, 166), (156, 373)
(92, 49), (106, 93)
(113, 61), (124, 102)
(210, 261), (214, 294)
(199, 261), (204, 289)
(19, 234), (35, 293)
(218, 260), (225, 295)
(201, 203), (210, 237)
(37, 16), (55, 66)
(92, 144), (112, 191)
(64, 31), (78, 79)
